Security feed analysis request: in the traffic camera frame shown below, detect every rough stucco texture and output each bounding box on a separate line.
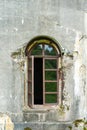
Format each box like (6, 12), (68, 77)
(0, 1), (87, 129)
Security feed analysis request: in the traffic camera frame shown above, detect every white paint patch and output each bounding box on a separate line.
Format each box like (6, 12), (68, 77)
(22, 19), (24, 24)
(74, 32), (81, 97)
(12, 58), (18, 63)
(60, 25), (63, 28)
(74, 31), (81, 52)
(14, 27), (18, 31)
(66, 28), (69, 34)
(0, 96), (4, 99)
(75, 32), (80, 43)
(74, 60), (80, 97)
(84, 12), (87, 34)
(15, 96), (17, 100)
(0, 17), (3, 20)
(10, 94), (12, 98)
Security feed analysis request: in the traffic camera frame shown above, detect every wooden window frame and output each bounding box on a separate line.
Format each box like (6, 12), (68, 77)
(27, 43), (62, 108)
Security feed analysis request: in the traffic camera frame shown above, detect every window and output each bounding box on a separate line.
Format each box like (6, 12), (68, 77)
(25, 36), (63, 107)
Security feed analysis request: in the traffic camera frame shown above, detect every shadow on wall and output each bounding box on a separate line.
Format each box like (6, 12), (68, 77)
(24, 128), (32, 130)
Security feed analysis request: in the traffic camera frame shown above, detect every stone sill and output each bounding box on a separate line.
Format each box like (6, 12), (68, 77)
(23, 105), (58, 113)
(14, 121), (72, 124)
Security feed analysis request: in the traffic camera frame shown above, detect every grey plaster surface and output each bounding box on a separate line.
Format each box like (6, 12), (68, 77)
(0, 0), (87, 126)
(14, 121), (72, 130)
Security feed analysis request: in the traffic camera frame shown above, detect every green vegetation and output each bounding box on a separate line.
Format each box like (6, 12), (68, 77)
(31, 44), (42, 55)
(45, 94), (57, 103)
(45, 45), (57, 55)
(68, 119), (87, 130)
(68, 126), (72, 130)
(45, 59), (57, 69)
(73, 119), (85, 127)
(45, 71), (57, 80)
(31, 44), (57, 56)
(45, 82), (57, 92)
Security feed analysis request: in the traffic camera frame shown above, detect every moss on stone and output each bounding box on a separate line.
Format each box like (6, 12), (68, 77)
(68, 126), (72, 130)
(24, 127), (32, 130)
(84, 127), (87, 130)
(73, 119), (84, 127)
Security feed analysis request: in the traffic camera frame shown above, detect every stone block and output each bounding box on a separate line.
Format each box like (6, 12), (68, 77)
(0, 113), (14, 130)
(23, 113), (39, 122)
(14, 122), (43, 130)
(14, 122), (72, 130)
(43, 122), (71, 130)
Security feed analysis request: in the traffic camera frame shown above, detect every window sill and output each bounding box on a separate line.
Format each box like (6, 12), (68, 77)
(23, 105), (58, 113)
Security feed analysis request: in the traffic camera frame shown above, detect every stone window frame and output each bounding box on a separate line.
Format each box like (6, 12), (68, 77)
(11, 35), (64, 110)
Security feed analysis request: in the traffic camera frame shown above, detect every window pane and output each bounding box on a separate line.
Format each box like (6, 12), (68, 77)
(45, 82), (57, 92)
(31, 44), (42, 55)
(45, 45), (57, 56)
(45, 94), (57, 103)
(45, 71), (57, 80)
(45, 59), (57, 69)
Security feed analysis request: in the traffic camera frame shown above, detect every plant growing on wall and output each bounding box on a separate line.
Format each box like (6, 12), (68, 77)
(24, 127), (32, 130)
(68, 118), (87, 130)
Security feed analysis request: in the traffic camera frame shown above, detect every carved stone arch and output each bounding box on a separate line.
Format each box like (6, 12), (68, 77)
(25, 35), (63, 56)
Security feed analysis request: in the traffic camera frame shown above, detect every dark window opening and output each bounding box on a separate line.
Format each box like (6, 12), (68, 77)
(34, 58), (43, 104)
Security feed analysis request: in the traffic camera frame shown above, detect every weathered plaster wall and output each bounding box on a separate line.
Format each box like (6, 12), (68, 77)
(74, 34), (87, 119)
(0, 0), (87, 127)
